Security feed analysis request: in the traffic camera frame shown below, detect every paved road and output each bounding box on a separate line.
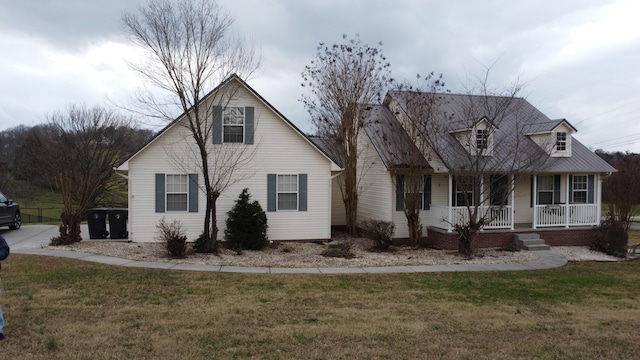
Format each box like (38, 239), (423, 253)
(0, 224), (569, 274)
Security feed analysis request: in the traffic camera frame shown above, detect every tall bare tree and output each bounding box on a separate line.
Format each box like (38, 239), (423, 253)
(122, 0), (260, 252)
(391, 71), (554, 255)
(37, 105), (135, 245)
(368, 73), (446, 245)
(301, 34), (393, 234)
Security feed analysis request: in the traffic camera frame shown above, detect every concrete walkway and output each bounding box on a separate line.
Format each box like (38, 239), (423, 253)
(1, 225), (568, 274)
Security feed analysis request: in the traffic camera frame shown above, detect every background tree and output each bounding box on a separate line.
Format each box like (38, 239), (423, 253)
(391, 70), (554, 255)
(301, 34), (393, 235)
(595, 150), (640, 255)
(122, 0), (260, 253)
(27, 104), (136, 245)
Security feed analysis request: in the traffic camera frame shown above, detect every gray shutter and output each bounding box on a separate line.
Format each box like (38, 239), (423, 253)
(298, 174), (307, 211)
(155, 173), (165, 213)
(587, 175), (595, 204)
(554, 175), (561, 204)
(212, 106), (222, 144)
(267, 174), (276, 212)
(188, 173), (198, 212)
(244, 106), (254, 145)
(396, 175), (404, 211)
(424, 175), (432, 210)
(568, 175), (573, 203)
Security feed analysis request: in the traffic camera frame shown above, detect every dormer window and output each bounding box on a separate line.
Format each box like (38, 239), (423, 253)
(556, 132), (567, 152)
(476, 129), (489, 150)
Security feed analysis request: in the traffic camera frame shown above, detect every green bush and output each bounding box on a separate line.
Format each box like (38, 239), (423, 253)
(592, 221), (628, 257)
(155, 217), (188, 258)
(225, 188), (268, 250)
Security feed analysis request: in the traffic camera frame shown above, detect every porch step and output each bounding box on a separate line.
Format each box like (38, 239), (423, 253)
(514, 233), (550, 251)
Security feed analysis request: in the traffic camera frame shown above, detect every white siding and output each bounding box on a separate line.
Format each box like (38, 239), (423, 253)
(513, 177), (533, 224)
(126, 80), (334, 242)
(356, 131), (393, 225)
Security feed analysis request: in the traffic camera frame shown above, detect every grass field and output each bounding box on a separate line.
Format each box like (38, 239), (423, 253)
(1, 254), (639, 359)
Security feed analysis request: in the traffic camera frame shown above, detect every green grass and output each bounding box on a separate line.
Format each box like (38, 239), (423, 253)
(1, 254), (639, 359)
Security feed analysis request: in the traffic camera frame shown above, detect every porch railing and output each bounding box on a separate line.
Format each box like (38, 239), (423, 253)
(534, 204), (599, 227)
(429, 205), (513, 232)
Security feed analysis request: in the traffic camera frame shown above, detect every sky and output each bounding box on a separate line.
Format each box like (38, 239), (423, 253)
(1, 0), (639, 153)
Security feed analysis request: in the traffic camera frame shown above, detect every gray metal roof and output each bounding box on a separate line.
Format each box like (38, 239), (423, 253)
(366, 91), (616, 174)
(362, 105), (431, 170)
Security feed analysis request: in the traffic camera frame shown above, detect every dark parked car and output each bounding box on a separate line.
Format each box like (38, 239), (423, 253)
(0, 191), (21, 230)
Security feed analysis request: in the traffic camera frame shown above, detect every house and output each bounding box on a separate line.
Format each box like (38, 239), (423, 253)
(350, 91), (616, 249)
(115, 75), (342, 242)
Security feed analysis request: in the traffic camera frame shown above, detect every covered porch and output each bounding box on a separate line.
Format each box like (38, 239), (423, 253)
(428, 173), (602, 232)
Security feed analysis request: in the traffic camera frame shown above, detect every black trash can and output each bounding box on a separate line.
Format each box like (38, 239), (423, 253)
(108, 208), (129, 239)
(86, 208), (109, 239)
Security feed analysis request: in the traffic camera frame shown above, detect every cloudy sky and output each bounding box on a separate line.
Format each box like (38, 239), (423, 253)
(1, 0), (639, 152)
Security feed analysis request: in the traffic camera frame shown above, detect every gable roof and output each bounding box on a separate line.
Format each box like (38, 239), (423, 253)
(524, 118), (577, 135)
(116, 74), (342, 171)
(362, 105), (431, 170)
(374, 91), (616, 174)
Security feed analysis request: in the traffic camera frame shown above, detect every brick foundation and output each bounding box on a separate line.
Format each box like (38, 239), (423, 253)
(421, 227), (597, 250)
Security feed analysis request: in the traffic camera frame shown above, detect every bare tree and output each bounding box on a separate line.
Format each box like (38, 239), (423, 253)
(37, 105), (135, 245)
(367, 73), (446, 245)
(301, 34), (393, 235)
(596, 151), (639, 254)
(391, 70), (554, 255)
(122, 0), (260, 252)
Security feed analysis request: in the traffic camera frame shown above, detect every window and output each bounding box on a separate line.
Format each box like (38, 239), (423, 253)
(223, 107), (244, 143)
(476, 129), (489, 150)
(489, 175), (509, 206)
(166, 174), (188, 211)
(277, 174), (298, 210)
(404, 175), (424, 210)
(454, 176), (475, 207)
(537, 175), (554, 205)
(556, 132), (567, 152)
(572, 175), (588, 203)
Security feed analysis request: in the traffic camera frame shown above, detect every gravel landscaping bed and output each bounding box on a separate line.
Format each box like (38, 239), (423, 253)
(40, 231), (628, 268)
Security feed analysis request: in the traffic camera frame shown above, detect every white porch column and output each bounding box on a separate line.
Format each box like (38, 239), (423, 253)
(510, 174), (515, 230)
(565, 174), (570, 228)
(479, 175), (484, 231)
(532, 175), (537, 229)
(597, 174), (603, 225)
(447, 174), (453, 232)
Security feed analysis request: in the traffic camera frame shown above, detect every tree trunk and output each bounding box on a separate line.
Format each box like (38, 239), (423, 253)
(407, 212), (421, 247)
(455, 222), (481, 257)
(201, 192), (219, 253)
(52, 210), (83, 245)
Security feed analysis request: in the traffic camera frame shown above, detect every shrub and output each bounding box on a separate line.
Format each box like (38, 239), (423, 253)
(225, 188), (268, 250)
(504, 243), (521, 252)
(155, 217), (188, 258)
(592, 220), (628, 257)
(362, 220), (395, 249)
(192, 232), (207, 253)
(321, 242), (354, 259)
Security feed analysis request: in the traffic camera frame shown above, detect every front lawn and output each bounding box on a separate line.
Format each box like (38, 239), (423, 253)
(1, 254), (639, 359)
